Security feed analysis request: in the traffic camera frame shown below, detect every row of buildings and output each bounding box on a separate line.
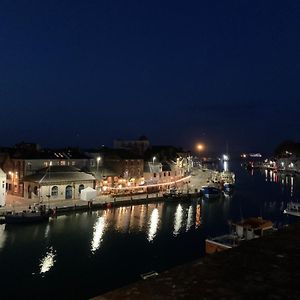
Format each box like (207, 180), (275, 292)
(0, 137), (193, 203)
(262, 156), (300, 173)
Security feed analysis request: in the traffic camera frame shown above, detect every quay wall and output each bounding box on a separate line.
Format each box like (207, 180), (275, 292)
(92, 221), (300, 300)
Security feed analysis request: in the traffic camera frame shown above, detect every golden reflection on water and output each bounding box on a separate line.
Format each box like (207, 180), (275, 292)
(39, 247), (56, 274)
(195, 204), (201, 228)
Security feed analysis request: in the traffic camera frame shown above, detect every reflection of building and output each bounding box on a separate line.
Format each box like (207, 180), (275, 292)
(195, 204), (201, 228)
(0, 168), (6, 206)
(22, 166), (95, 201)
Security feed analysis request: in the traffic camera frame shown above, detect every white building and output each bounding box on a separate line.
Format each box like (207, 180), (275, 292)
(0, 168), (6, 206)
(22, 166), (95, 201)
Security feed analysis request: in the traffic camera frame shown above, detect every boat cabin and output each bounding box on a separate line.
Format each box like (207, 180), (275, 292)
(233, 217), (273, 240)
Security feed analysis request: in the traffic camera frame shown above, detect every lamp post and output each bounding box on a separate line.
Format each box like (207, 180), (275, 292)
(152, 156), (156, 164)
(96, 156), (101, 173)
(96, 156), (101, 193)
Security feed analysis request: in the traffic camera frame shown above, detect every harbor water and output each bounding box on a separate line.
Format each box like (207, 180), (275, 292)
(0, 163), (299, 299)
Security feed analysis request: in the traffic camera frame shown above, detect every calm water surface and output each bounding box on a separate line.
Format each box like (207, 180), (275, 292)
(0, 164), (299, 299)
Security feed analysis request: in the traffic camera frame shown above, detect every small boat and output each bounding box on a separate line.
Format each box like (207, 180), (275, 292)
(206, 217), (274, 254)
(223, 182), (234, 194)
(283, 202), (300, 217)
(140, 271), (159, 280)
(5, 205), (50, 224)
(205, 234), (240, 254)
(201, 185), (222, 198)
(220, 171), (235, 183)
(163, 189), (191, 202)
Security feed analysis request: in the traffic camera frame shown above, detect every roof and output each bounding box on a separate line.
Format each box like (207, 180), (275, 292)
(234, 218), (273, 229)
(11, 149), (90, 160)
(23, 166), (95, 183)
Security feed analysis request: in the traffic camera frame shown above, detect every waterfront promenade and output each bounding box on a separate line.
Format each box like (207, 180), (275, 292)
(0, 168), (213, 215)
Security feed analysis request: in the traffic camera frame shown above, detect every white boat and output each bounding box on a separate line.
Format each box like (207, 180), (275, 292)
(284, 202), (300, 217)
(206, 217), (274, 254)
(220, 171), (235, 184)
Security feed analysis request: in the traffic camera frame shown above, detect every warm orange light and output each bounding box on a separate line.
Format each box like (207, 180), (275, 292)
(197, 144), (204, 151)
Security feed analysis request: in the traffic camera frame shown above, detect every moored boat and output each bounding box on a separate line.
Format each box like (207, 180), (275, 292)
(5, 211), (49, 224)
(5, 205), (50, 224)
(283, 202), (300, 217)
(223, 182), (234, 194)
(201, 185), (222, 198)
(206, 217), (274, 254)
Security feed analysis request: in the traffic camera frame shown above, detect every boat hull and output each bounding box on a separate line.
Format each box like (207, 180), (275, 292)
(5, 213), (49, 224)
(283, 210), (300, 217)
(201, 186), (221, 198)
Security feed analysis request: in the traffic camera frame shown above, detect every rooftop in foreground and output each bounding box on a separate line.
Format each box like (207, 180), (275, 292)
(92, 222), (300, 300)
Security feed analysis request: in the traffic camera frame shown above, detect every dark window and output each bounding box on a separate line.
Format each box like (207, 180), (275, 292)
(65, 185), (72, 199)
(79, 184), (84, 193)
(51, 186), (58, 197)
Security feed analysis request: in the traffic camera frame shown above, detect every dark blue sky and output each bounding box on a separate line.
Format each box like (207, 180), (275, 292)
(0, 0), (299, 153)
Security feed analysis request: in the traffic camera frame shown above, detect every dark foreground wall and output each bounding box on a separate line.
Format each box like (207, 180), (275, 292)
(92, 222), (300, 300)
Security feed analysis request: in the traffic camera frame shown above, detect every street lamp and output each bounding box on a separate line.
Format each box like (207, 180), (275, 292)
(96, 156), (101, 173)
(152, 156), (156, 164)
(196, 143), (204, 151)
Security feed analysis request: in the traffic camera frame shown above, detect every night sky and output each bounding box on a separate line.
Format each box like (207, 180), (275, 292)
(0, 0), (299, 153)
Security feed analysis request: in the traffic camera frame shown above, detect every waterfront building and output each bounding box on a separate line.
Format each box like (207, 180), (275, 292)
(276, 156), (300, 173)
(86, 148), (145, 195)
(22, 166), (95, 201)
(143, 160), (186, 192)
(0, 168), (6, 206)
(2, 145), (91, 197)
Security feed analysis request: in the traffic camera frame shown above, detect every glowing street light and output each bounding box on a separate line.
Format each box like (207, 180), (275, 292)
(196, 144), (204, 151)
(96, 156), (101, 173)
(153, 156), (156, 164)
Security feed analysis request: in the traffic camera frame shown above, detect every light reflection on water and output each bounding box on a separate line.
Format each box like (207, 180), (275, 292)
(173, 204), (183, 236)
(147, 208), (159, 242)
(0, 165), (300, 299)
(186, 205), (194, 232)
(0, 224), (6, 249)
(39, 246), (56, 274)
(91, 213), (107, 253)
